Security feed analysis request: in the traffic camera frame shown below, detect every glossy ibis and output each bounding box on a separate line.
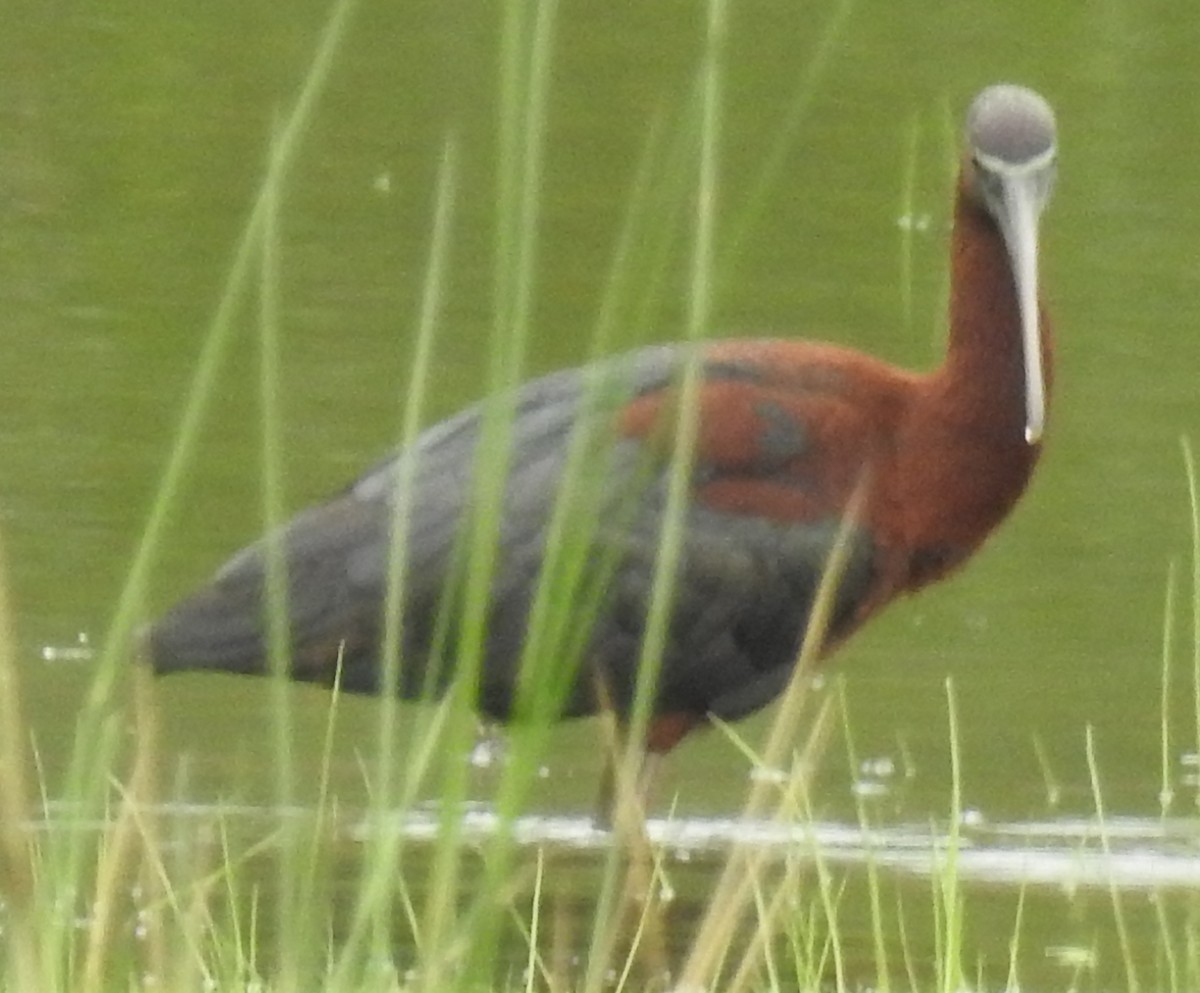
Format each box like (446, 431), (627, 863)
(146, 84), (1057, 774)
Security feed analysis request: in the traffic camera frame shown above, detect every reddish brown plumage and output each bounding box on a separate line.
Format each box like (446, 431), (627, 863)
(145, 84), (1059, 775)
(619, 183), (1055, 646)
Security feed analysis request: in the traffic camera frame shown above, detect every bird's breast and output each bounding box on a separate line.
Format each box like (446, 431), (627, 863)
(886, 415), (1040, 593)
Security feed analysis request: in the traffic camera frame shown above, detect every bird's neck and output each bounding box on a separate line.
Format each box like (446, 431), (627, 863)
(937, 183), (1054, 444)
(892, 183), (1054, 586)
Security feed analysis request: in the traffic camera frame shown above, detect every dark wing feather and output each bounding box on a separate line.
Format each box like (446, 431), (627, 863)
(146, 345), (682, 690)
(586, 495), (876, 725)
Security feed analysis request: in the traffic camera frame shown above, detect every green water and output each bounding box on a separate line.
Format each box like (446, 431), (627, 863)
(3, 0), (1199, 988)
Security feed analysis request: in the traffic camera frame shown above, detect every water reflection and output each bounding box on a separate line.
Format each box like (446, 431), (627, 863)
(32, 797), (1195, 890)
(20, 797), (1198, 991)
(341, 805), (1200, 890)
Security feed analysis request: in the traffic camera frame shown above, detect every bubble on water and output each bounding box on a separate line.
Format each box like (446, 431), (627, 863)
(469, 736), (505, 769)
(1045, 943), (1096, 969)
(896, 212), (931, 232)
(959, 807), (985, 828)
(859, 756), (895, 778)
(41, 631), (94, 663)
(851, 779), (890, 798)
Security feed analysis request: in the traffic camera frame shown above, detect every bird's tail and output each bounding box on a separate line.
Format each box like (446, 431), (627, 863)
(141, 584), (272, 677)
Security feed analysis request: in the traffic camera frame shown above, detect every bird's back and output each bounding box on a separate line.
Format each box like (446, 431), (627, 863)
(147, 343), (879, 727)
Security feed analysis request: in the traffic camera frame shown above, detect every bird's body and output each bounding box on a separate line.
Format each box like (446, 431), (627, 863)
(147, 84), (1059, 759)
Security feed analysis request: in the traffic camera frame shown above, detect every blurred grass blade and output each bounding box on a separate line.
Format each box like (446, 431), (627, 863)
(61, 0), (357, 895)
(1086, 724), (1140, 993)
(1182, 435), (1200, 799)
(0, 527), (38, 993)
(716, 0), (854, 285)
(675, 473), (865, 992)
(618, 0), (727, 809)
(330, 134), (459, 988)
(422, 0), (558, 986)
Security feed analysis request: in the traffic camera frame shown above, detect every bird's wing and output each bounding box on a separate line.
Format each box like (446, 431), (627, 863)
(146, 346), (682, 686)
(148, 341), (880, 722)
(584, 350), (882, 722)
(147, 492), (389, 679)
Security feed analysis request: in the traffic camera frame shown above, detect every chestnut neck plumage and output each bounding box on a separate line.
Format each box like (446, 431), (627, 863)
(936, 177), (1054, 449)
(894, 174), (1053, 581)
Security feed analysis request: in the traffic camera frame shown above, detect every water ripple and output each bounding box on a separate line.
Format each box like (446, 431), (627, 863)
(347, 808), (1200, 889)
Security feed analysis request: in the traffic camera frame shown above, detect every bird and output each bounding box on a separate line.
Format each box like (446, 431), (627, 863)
(146, 83), (1057, 778)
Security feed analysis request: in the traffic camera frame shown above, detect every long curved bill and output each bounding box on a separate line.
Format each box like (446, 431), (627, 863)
(997, 173), (1047, 445)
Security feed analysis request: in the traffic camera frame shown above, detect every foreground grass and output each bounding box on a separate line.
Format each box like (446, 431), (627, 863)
(3, 555), (1200, 992)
